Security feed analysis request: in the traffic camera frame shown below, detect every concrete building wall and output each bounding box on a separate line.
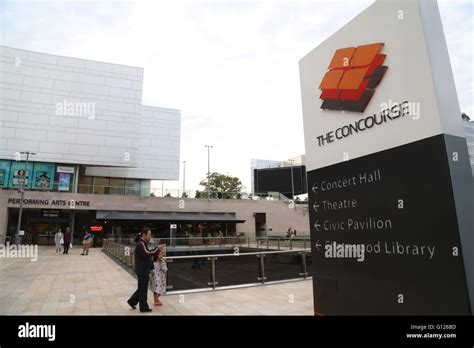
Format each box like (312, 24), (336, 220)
(0, 46), (142, 168)
(85, 105), (181, 180)
(0, 46), (181, 180)
(0, 190), (310, 242)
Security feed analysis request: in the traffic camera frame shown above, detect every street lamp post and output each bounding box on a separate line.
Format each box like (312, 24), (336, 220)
(288, 159), (295, 201)
(204, 145), (213, 197)
(16, 151), (36, 245)
(182, 160), (186, 196)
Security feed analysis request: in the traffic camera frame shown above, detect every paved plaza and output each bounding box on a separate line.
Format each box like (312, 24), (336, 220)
(0, 246), (313, 315)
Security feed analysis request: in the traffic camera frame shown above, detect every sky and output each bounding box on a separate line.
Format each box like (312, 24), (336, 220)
(0, 0), (472, 193)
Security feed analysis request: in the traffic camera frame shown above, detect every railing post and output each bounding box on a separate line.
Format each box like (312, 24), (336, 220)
(290, 238), (293, 250)
(278, 239), (280, 251)
(165, 258), (173, 291)
(247, 237), (250, 248)
(207, 257), (218, 289)
(257, 254), (266, 284)
(266, 237), (269, 250)
(299, 251), (308, 279)
(304, 239), (306, 250)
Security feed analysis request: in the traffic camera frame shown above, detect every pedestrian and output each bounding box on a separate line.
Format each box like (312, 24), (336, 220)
(127, 228), (158, 313)
(149, 247), (167, 306)
(54, 228), (63, 254)
(81, 230), (93, 255)
(62, 227), (71, 254)
(218, 230), (224, 245)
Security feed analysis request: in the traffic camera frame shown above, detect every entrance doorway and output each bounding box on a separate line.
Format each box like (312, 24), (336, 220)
(7, 208), (71, 245)
(254, 212), (266, 238)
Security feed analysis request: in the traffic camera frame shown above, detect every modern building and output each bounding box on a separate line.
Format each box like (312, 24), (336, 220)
(0, 46), (309, 244)
(463, 119), (474, 175)
(0, 45), (181, 244)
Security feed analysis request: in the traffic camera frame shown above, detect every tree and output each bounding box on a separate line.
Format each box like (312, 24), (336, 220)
(199, 172), (244, 199)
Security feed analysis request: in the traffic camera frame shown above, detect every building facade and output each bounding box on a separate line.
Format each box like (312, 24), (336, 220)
(0, 46), (309, 244)
(0, 46), (181, 243)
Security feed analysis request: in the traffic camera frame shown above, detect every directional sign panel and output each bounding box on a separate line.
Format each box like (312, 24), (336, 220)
(300, 0), (474, 315)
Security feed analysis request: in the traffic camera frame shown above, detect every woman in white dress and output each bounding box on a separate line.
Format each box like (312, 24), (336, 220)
(54, 229), (63, 254)
(149, 248), (167, 306)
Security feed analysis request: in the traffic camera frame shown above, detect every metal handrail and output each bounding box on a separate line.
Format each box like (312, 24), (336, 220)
(101, 239), (312, 292)
(164, 248), (311, 260)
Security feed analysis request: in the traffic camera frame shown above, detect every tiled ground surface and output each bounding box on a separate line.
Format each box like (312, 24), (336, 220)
(0, 246), (313, 315)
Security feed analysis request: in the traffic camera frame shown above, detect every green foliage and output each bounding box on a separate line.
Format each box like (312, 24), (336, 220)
(199, 172), (244, 199)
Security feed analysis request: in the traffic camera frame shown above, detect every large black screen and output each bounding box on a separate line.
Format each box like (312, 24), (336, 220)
(254, 166), (306, 196)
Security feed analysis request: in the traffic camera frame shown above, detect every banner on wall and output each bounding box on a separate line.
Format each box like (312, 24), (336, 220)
(58, 173), (71, 191)
(9, 161), (34, 188)
(32, 162), (55, 190)
(0, 160), (12, 187)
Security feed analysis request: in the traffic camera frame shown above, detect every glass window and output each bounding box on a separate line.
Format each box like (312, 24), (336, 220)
(109, 178), (125, 195)
(78, 175), (93, 194)
(125, 179), (140, 196)
(140, 180), (151, 197)
(94, 177), (110, 195)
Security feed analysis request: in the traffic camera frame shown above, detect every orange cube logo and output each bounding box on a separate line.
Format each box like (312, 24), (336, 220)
(319, 42), (388, 112)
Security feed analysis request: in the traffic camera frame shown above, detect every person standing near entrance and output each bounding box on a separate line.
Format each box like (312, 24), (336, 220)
(218, 230), (224, 246)
(54, 228), (63, 254)
(81, 230), (93, 256)
(127, 228), (158, 313)
(63, 227), (71, 254)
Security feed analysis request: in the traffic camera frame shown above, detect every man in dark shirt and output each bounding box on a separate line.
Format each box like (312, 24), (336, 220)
(62, 227), (71, 254)
(127, 228), (158, 312)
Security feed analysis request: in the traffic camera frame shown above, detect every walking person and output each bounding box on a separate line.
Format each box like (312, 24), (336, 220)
(149, 247), (167, 306)
(62, 227), (71, 255)
(127, 228), (158, 313)
(81, 230), (93, 255)
(54, 228), (63, 254)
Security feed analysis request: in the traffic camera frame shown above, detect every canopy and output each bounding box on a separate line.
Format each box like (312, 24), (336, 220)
(96, 211), (245, 223)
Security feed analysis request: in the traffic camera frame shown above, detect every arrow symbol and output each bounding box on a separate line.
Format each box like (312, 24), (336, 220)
(314, 220), (321, 232)
(313, 202), (319, 212)
(315, 240), (321, 252)
(311, 183), (319, 194)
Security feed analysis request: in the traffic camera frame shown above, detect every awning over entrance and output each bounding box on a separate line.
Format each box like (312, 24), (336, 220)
(96, 211), (245, 223)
